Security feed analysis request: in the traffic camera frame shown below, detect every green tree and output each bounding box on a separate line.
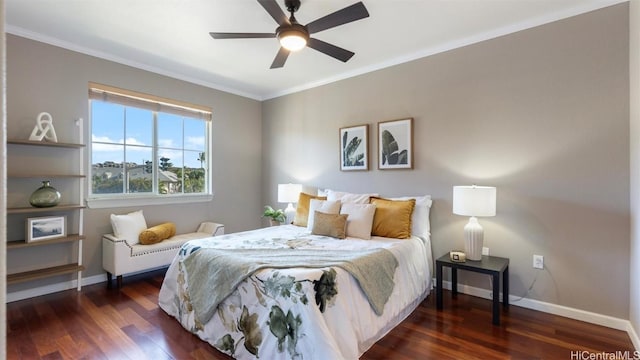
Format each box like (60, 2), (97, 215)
(128, 178), (152, 193)
(145, 160), (153, 174)
(92, 175), (123, 194)
(198, 152), (205, 169)
(159, 157), (172, 171)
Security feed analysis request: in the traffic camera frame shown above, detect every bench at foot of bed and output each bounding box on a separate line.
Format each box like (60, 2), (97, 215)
(102, 221), (224, 289)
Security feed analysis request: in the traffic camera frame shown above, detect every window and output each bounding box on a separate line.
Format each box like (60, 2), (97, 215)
(88, 83), (212, 207)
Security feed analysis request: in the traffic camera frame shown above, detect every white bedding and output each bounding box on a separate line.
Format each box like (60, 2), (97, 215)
(158, 225), (432, 359)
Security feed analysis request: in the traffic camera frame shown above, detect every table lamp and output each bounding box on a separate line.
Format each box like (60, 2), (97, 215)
(278, 183), (302, 224)
(452, 185), (497, 261)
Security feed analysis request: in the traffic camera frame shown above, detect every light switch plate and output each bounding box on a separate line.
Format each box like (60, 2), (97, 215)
(533, 255), (544, 269)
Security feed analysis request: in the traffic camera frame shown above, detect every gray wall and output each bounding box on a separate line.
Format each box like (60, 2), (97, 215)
(629, 0), (639, 344)
(262, 4), (630, 318)
(5, 34), (263, 291)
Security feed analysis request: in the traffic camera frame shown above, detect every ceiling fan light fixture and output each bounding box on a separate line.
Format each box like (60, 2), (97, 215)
(277, 24), (309, 52)
(279, 33), (306, 51)
(210, 0), (370, 68)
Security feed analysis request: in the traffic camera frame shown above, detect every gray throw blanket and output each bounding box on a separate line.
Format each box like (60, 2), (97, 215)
(182, 247), (399, 325)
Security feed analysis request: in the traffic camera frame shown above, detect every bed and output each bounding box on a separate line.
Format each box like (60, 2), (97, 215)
(159, 192), (433, 359)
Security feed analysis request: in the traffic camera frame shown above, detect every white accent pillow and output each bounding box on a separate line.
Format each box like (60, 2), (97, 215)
(391, 195), (432, 238)
(110, 210), (148, 245)
(307, 199), (342, 231)
(326, 189), (378, 204)
(340, 203), (377, 240)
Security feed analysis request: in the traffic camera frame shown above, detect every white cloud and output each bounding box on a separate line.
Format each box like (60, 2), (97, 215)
(125, 137), (147, 146)
(92, 134), (122, 143)
(158, 139), (174, 148)
(92, 134), (122, 151)
(92, 134), (149, 152)
(186, 136), (205, 148)
(158, 149), (182, 163)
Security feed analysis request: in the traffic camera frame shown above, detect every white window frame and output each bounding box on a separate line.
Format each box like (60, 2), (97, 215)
(86, 82), (213, 209)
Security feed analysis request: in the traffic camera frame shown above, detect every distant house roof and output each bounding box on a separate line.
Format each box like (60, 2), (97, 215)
(92, 165), (179, 183)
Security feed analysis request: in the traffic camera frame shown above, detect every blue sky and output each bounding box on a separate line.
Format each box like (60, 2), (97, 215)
(91, 101), (206, 168)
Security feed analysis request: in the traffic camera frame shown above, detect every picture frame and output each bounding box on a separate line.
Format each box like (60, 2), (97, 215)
(378, 118), (413, 170)
(26, 215), (67, 243)
(340, 124), (368, 171)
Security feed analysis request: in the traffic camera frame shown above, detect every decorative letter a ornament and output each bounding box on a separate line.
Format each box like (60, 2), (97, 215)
(29, 112), (58, 142)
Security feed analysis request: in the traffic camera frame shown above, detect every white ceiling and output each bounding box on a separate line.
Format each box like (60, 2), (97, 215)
(6, 0), (625, 100)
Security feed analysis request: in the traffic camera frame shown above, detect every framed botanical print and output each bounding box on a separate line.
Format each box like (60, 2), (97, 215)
(378, 118), (413, 170)
(340, 124), (368, 171)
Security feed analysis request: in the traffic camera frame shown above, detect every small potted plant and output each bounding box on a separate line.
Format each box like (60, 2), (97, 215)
(263, 205), (286, 226)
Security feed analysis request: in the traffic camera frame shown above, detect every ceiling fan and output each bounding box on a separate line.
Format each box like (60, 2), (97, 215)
(210, 0), (370, 69)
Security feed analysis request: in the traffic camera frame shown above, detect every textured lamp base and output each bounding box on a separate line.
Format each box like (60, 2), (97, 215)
(284, 203), (296, 225)
(464, 216), (484, 261)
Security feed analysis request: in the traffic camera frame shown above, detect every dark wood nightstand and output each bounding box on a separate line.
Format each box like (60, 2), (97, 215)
(436, 254), (509, 325)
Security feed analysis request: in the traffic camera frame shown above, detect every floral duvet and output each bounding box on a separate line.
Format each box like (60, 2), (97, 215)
(158, 225), (432, 360)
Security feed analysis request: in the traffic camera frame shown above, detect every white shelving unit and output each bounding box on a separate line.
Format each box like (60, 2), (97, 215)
(6, 139), (86, 290)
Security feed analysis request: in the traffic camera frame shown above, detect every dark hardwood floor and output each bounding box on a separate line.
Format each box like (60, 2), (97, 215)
(7, 270), (635, 359)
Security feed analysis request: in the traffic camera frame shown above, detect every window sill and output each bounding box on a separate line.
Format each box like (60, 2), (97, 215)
(86, 194), (213, 209)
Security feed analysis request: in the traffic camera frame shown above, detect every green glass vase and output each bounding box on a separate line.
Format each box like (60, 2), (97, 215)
(29, 180), (61, 208)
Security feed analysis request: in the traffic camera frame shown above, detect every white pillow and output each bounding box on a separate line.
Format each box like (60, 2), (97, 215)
(340, 203), (376, 240)
(390, 195), (432, 238)
(307, 199), (341, 231)
(326, 189), (378, 204)
(110, 210), (148, 245)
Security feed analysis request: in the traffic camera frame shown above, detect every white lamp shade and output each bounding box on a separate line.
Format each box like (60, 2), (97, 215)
(278, 183), (302, 204)
(453, 185), (496, 217)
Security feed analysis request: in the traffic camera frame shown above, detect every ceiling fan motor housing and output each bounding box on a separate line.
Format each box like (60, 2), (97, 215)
(284, 0), (301, 13)
(277, 22), (309, 41)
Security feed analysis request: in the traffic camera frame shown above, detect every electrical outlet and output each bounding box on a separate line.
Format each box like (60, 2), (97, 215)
(533, 255), (544, 269)
(482, 247), (489, 255)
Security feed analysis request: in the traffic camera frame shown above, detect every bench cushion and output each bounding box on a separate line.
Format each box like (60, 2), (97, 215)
(139, 222), (177, 245)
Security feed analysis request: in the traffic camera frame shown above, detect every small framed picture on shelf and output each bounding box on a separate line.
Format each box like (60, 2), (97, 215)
(26, 216), (67, 243)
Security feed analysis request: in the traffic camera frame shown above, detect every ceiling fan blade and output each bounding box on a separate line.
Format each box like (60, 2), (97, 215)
(270, 47), (290, 69)
(257, 0), (289, 26)
(306, 2), (369, 34)
(210, 32), (275, 39)
(307, 38), (354, 63)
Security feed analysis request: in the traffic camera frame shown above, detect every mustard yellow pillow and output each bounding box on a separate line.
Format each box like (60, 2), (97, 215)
(139, 222), (177, 245)
(370, 197), (416, 239)
(311, 211), (348, 239)
(293, 192), (327, 227)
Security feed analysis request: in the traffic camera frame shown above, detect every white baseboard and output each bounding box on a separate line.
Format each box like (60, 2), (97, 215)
(6, 274), (107, 303)
(6, 266), (169, 303)
(437, 279), (637, 349)
(628, 322), (640, 351)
